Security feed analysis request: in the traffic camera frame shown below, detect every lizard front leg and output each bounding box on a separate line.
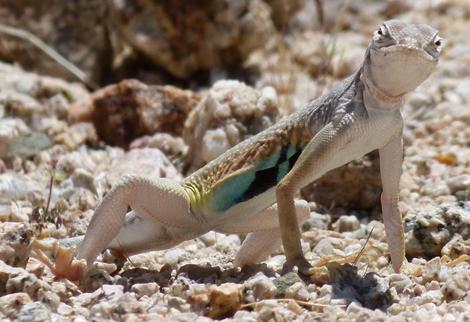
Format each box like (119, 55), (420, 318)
(215, 200), (310, 267)
(276, 123), (341, 274)
(379, 129), (405, 272)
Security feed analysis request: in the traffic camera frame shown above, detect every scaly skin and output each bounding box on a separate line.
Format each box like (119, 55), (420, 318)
(32, 20), (442, 281)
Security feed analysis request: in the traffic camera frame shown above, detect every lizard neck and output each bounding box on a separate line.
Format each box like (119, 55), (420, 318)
(361, 60), (406, 110)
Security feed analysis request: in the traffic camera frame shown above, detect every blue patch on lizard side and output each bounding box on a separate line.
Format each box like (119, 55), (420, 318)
(211, 144), (305, 212)
(210, 169), (257, 212)
(211, 150), (281, 212)
(277, 161), (290, 182)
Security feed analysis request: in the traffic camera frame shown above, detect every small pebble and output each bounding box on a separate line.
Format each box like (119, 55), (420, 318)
(207, 283), (243, 319)
(244, 272), (277, 300)
(18, 301), (50, 322)
(162, 249), (185, 266)
(333, 215), (360, 232)
(131, 283), (160, 298)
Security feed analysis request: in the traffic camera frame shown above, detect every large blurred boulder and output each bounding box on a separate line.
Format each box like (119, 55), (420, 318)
(0, 0), (298, 82)
(106, 148), (183, 187)
(0, 0), (108, 83)
(183, 80), (279, 170)
(109, 0), (276, 78)
(69, 79), (200, 148)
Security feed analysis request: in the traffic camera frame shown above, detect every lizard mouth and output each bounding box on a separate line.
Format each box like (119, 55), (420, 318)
(375, 45), (438, 63)
(368, 44), (438, 97)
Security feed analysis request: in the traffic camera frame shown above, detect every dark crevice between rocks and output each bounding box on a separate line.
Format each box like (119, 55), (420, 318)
(328, 263), (393, 311)
(176, 263), (276, 285)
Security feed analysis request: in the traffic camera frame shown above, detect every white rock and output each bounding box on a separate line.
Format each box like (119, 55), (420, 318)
(56, 303), (73, 316)
(201, 128), (230, 162)
(18, 301), (51, 322)
(418, 290), (443, 305)
(183, 80), (279, 169)
(0, 118), (30, 158)
(106, 148), (182, 187)
(216, 234), (240, 251)
(333, 215), (360, 232)
(0, 292), (32, 318)
(0, 174), (41, 202)
(162, 249), (185, 266)
(131, 283), (160, 298)
(232, 310), (258, 322)
(389, 273), (412, 293)
(446, 175), (470, 193)
(244, 272), (277, 300)
(285, 281), (310, 301)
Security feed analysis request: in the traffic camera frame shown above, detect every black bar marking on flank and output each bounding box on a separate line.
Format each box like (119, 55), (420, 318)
(239, 145), (304, 202)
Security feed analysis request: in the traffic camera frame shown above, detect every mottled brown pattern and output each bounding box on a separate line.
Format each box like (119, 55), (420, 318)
(184, 112), (312, 195)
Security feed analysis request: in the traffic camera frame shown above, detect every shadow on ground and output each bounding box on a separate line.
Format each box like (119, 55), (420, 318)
(328, 263), (394, 310)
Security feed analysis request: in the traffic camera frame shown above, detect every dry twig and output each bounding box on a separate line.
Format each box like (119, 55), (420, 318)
(0, 23), (98, 89)
(241, 298), (346, 310)
(353, 226), (375, 265)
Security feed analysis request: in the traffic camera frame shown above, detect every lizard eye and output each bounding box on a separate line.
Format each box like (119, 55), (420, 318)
(373, 25), (393, 47)
(432, 36), (443, 52)
(425, 35), (442, 58)
(376, 26), (388, 37)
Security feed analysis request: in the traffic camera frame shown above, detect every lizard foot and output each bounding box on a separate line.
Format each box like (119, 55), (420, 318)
(30, 238), (87, 281)
(282, 256), (313, 276)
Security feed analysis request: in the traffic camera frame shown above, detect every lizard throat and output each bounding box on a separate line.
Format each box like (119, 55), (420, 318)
(361, 70), (406, 105)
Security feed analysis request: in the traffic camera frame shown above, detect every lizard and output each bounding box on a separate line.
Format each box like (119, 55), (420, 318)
(31, 20), (442, 280)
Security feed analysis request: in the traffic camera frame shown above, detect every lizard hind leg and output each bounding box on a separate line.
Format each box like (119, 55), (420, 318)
(107, 210), (184, 256)
(77, 175), (198, 265)
(215, 199), (310, 267)
(31, 207), (194, 281)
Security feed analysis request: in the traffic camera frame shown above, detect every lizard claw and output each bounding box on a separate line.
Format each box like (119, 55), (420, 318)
(30, 238), (87, 281)
(282, 256), (313, 276)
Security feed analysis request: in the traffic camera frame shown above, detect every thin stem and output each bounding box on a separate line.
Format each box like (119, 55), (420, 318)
(44, 170), (54, 216)
(241, 298), (346, 310)
(0, 24), (98, 89)
(353, 226), (374, 265)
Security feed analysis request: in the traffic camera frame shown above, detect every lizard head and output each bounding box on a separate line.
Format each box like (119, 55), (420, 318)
(365, 20), (442, 98)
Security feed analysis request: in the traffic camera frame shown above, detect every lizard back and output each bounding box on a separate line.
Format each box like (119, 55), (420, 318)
(184, 74), (358, 214)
